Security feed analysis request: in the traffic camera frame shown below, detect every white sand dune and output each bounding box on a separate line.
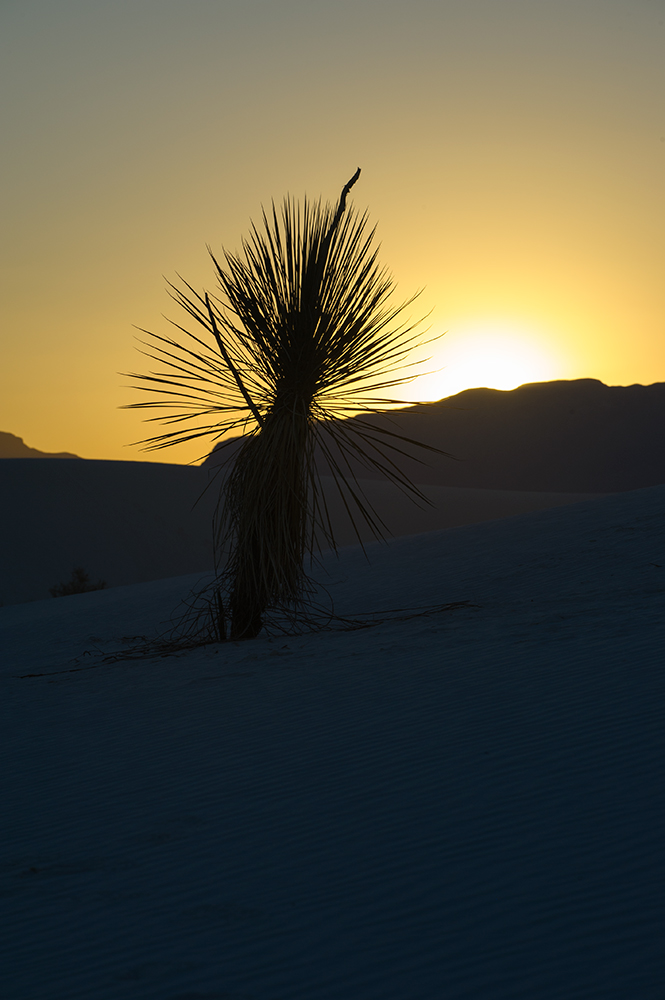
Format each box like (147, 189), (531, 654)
(0, 457), (600, 606)
(1, 486), (663, 998)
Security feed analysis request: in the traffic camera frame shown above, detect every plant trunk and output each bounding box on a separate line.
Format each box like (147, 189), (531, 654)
(229, 588), (264, 640)
(226, 403), (310, 640)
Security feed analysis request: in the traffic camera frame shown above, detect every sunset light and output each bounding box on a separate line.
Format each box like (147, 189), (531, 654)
(0, 0), (663, 463)
(403, 321), (565, 403)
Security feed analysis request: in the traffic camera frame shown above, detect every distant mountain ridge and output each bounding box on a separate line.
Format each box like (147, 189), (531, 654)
(5, 378), (665, 490)
(204, 378), (665, 493)
(0, 432), (80, 459)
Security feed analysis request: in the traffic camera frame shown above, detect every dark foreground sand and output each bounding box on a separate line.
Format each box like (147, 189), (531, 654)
(1, 486), (663, 998)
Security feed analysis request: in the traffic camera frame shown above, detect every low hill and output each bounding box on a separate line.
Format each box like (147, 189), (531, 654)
(0, 431), (80, 459)
(204, 378), (665, 493)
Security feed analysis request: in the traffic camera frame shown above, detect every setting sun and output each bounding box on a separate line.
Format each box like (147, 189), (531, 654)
(403, 321), (565, 403)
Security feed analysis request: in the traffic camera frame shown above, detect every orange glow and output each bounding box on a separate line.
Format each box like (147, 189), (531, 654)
(402, 321), (566, 403)
(0, 1), (663, 463)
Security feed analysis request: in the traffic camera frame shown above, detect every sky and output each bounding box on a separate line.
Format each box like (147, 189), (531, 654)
(1, 0), (663, 463)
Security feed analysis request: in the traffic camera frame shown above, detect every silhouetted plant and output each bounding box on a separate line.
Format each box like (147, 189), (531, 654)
(50, 567), (107, 598)
(125, 169), (446, 639)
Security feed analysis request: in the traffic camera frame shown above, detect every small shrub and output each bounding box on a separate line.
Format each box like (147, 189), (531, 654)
(125, 169), (448, 640)
(49, 567), (107, 598)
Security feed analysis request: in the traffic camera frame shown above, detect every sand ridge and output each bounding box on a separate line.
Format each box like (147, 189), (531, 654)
(0, 458), (600, 606)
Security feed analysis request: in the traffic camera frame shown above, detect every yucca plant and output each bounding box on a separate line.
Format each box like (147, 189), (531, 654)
(125, 169), (446, 639)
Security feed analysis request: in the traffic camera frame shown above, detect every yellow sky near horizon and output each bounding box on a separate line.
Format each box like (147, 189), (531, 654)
(1, 0), (663, 464)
